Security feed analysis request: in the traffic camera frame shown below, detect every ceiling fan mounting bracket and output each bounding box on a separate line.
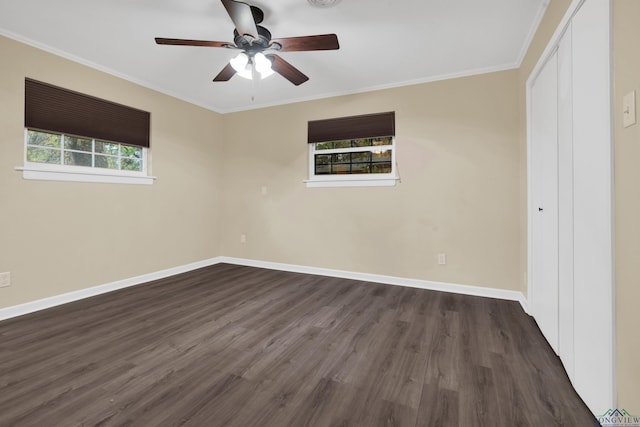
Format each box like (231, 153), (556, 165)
(249, 5), (264, 24)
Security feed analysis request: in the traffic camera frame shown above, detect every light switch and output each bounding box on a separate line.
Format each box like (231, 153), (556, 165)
(623, 90), (636, 128)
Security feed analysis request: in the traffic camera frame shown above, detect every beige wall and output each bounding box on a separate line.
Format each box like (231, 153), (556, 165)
(220, 71), (521, 290)
(0, 35), (224, 308)
(613, 0), (640, 411)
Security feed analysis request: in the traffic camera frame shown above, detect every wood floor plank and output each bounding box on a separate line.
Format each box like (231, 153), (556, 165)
(424, 308), (461, 392)
(0, 264), (598, 426)
(415, 383), (459, 427)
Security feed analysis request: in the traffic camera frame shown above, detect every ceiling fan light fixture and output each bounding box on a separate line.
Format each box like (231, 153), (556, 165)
(234, 52), (274, 80)
(236, 62), (253, 80)
(254, 52), (272, 73)
(260, 68), (275, 79)
(230, 52), (249, 72)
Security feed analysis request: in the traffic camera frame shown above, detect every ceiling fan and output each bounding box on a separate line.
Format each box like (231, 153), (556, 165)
(155, 0), (340, 86)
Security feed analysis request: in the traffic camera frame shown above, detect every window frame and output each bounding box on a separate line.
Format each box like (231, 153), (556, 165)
(17, 129), (155, 185)
(305, 137), (398, 188)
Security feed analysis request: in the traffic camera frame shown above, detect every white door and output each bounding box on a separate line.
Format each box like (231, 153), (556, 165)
(571, 0), (614, 413)
(557, 24), (575, 380)
(527, 0), (614, 415)
(530, 52), (559, 353)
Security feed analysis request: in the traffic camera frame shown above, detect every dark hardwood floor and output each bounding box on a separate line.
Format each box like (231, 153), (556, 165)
(0, 264), (598, 426)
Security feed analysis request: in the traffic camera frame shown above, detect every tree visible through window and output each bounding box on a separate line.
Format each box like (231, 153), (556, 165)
(26, 129), (144, 172)
(313, 137), (393, 175)
(306, 111), (396, 187)
(21, 78), (152, 184)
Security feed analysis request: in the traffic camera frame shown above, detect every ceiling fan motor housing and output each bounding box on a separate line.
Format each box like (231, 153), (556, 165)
(233, 24), (272, 54)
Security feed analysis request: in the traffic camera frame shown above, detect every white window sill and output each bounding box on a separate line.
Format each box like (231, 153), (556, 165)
(305, 176), (398, 188)
(15, 166), (156, 185)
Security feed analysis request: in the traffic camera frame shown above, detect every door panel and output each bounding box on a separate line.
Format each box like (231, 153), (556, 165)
(557, 24), (575, 380)
(571, 0), (614, 413)
(531, 52), (559, 353)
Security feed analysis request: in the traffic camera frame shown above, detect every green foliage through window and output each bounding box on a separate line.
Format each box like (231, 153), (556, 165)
(313, 137), (393, 176)
(26, 129), (144, 172)
(315, 137), (392, 151)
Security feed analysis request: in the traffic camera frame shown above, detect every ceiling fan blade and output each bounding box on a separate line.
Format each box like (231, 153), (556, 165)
(266, 54), (309, 86)
(221, 0), (259, 39)
(270, 34), (339, 52)
(155, 38), (232, 48)
(213, 63), (237, 82)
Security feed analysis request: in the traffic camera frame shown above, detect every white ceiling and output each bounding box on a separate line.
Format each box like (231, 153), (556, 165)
(0, 0), (547, 113)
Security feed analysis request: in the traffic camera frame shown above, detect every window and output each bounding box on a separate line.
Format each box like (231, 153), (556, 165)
(26, 129), (146, 171)
(17, 79), (153, 185)
(306, 112), (397, 187)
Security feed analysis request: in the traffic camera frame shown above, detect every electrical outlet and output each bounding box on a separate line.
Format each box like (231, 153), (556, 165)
(437, 253), (446, 265)
(240, 234), (247, 244)
(0, 272), (10, 288)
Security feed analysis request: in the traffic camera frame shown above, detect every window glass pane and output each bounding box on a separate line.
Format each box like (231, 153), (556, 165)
(315, 154), (330, 175)
(64, 135), (92, 152)
(315, 154), (330, 165)
(95, 140), (120, 155)
(351, 163), (371, 174)
(27, 146), (60, 164)
(121, 158), (142, 171)
(315, 164), (330, 175)
(333, 153), (350, 164)
(372, 149), (392, 162)
(372, 162), (392, 173)
(332, 164), (351, 174)
(333, 140), (351, 149)
(121, 144), (142, 159)
(351, 138), (372, 147)
(373, 137), (392, 146)
(27, 130), (60, 148)
(351, 151), (372, 163)
(315, 142), (333, 151)
(64, 151), (92, 167)
(95, 154), (119, 170)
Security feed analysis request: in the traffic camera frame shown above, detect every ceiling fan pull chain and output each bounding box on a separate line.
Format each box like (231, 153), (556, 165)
(251, 69), (259, 102)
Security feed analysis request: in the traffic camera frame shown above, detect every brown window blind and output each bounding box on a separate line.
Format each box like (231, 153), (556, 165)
(25, 78), (150, 148)
(307, 111), (395, 144)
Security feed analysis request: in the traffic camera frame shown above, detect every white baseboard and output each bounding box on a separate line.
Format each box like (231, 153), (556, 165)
(221, 257), (529, 313)
(0, 255), (528, 322)
(0, 257), (223, 321)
